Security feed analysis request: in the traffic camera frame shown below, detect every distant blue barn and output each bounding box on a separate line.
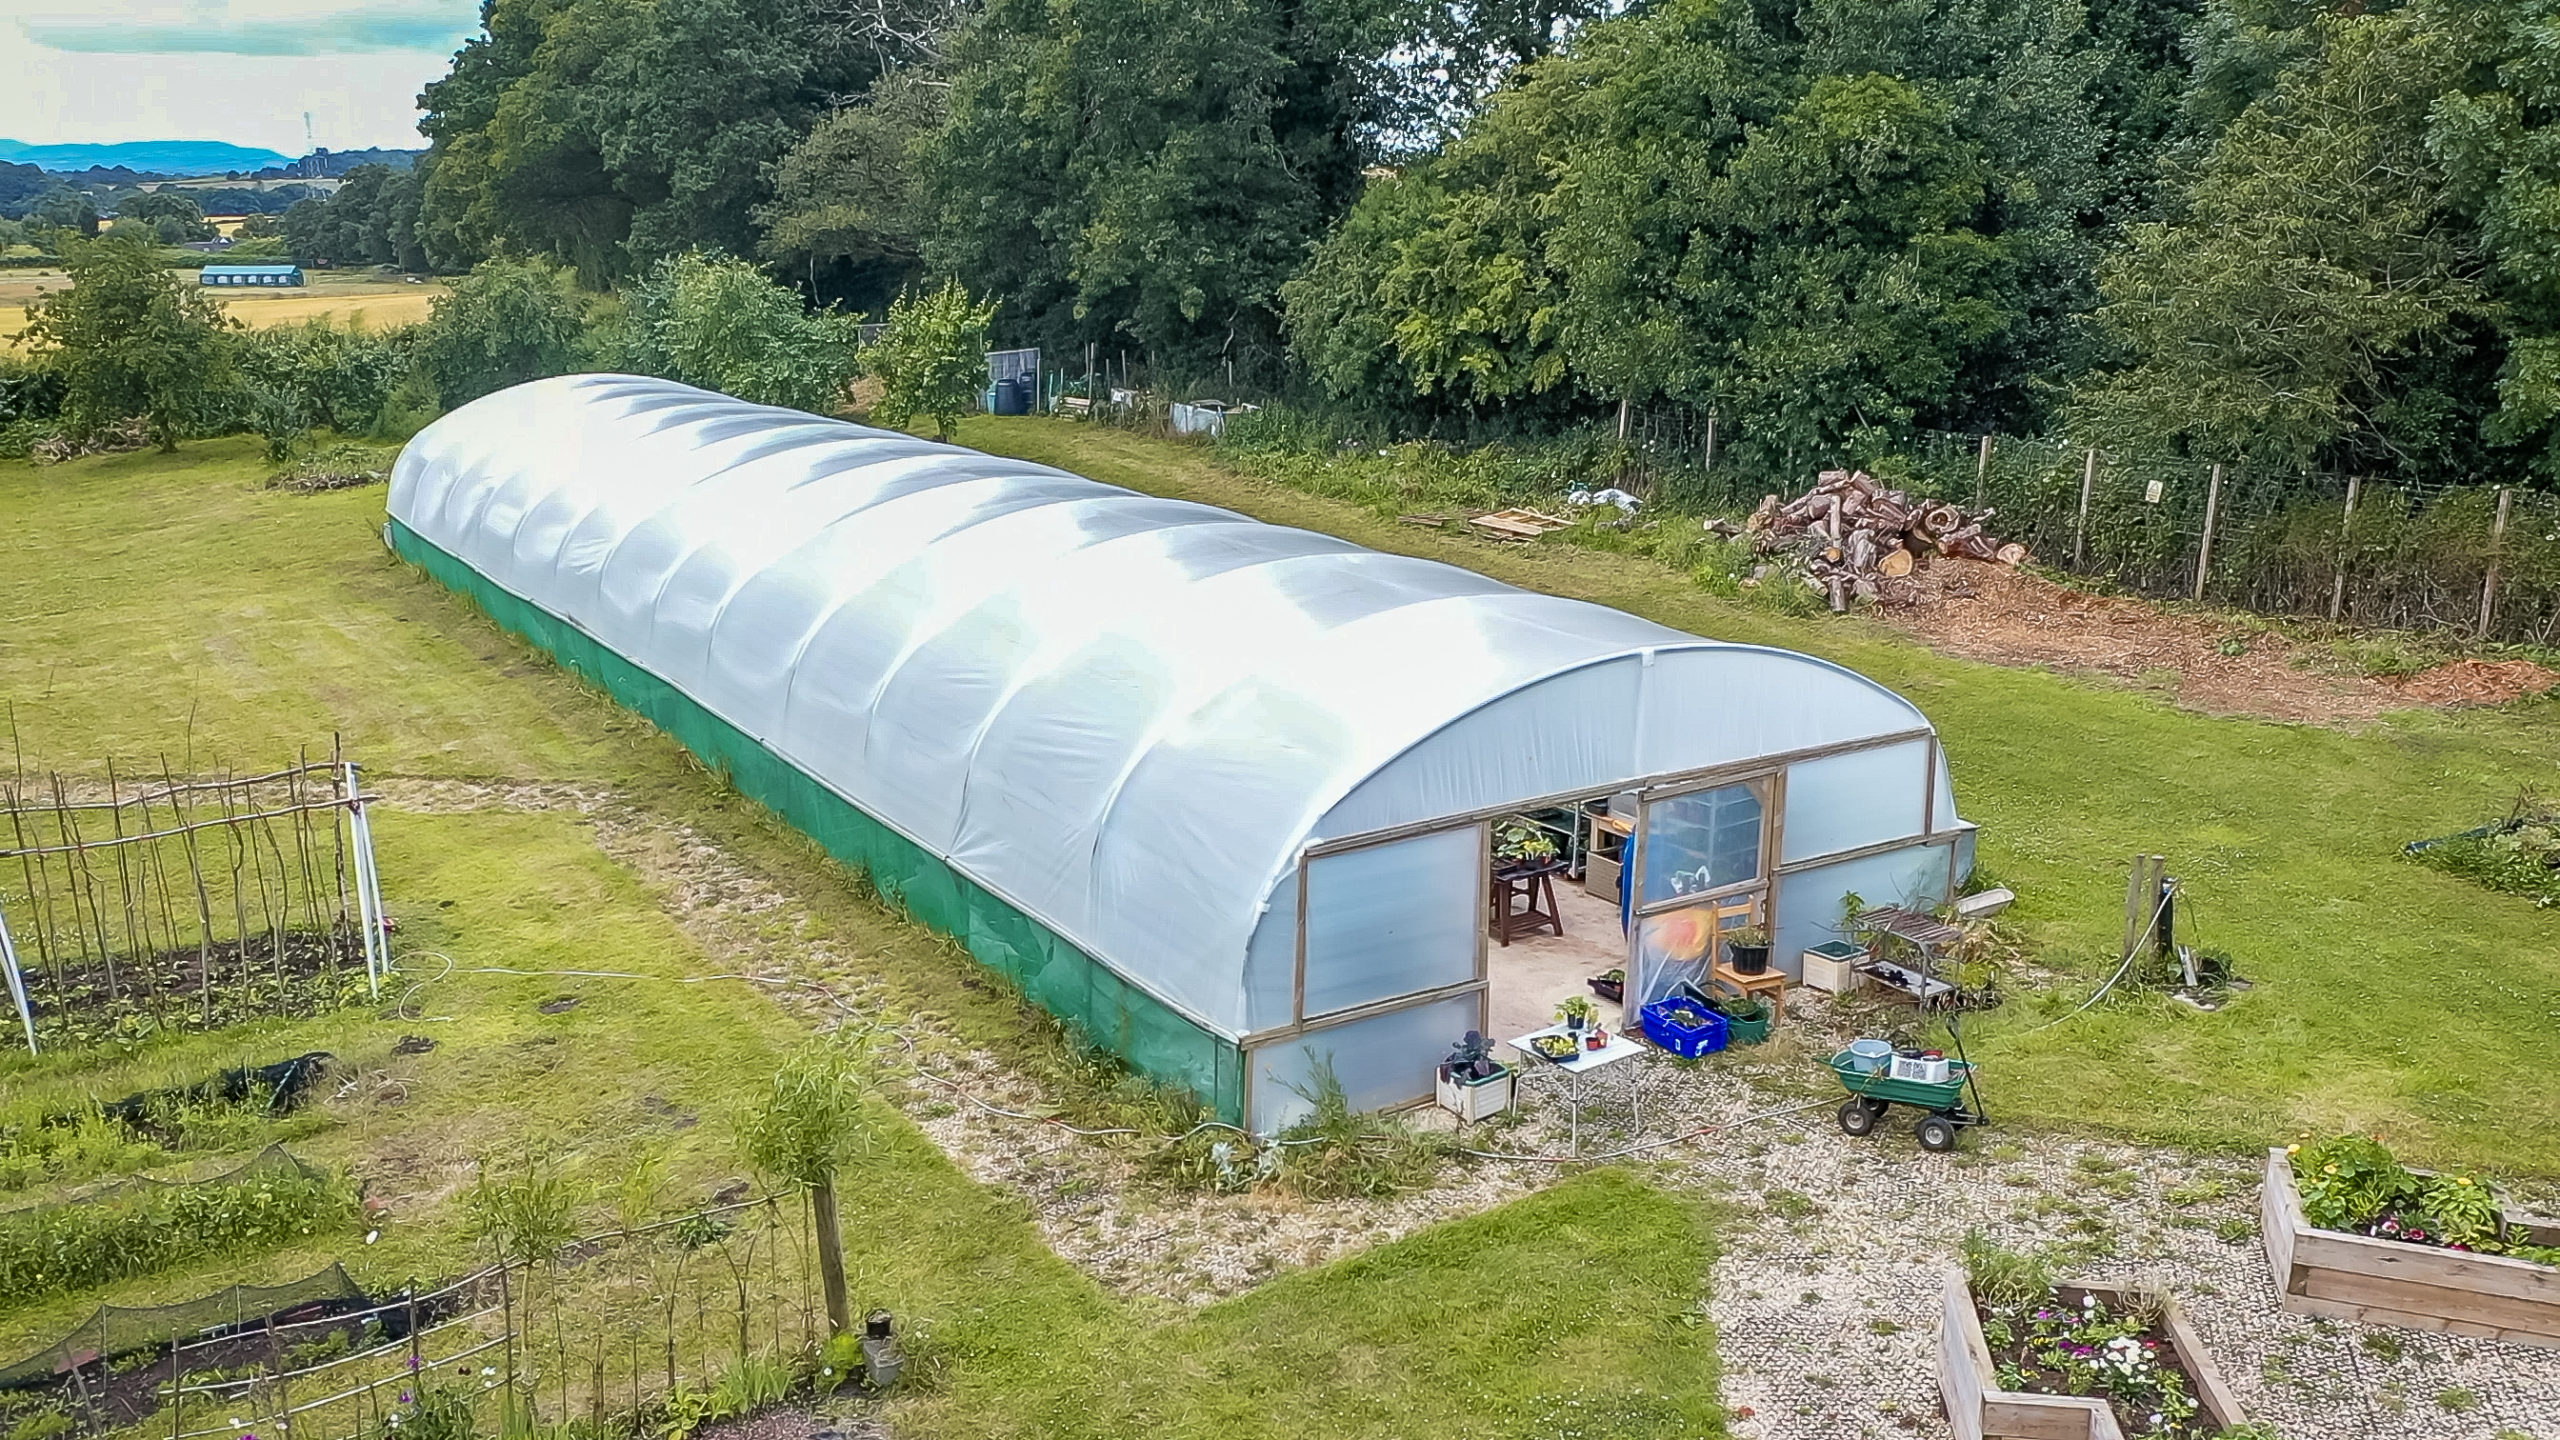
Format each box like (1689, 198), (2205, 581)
(199, 264), (304, 288)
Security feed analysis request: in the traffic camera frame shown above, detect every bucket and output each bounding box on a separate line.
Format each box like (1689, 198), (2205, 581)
(1848, 1039), (1893, 1074)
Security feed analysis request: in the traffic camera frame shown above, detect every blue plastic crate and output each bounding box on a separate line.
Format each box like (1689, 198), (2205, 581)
(1641, 998), (1728, 1058)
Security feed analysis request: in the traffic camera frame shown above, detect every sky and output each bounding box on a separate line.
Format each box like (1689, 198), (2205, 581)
(0, 1), (479, 154)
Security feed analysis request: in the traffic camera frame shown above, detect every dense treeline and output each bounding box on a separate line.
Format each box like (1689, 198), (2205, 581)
(35, 0), (2560, 487)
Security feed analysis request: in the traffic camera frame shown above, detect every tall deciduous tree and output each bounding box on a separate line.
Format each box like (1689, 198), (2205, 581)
(2073, 7), (2486, 474)
(920, 0), (1386, 377)
(23, 234), (236, 449)
(417, 0), (878, 285)
(1284, 0), (2114, 463)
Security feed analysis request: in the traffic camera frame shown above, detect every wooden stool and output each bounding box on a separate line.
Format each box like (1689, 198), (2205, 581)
(1490, 863), (1566, 946)
(1709, 959), (1787, 1024)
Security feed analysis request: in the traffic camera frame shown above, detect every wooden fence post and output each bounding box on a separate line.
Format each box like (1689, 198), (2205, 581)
(2193, 463), (2224, 601)
(1616, 399), (1630, 443)
(2329, 476), (2360, 622)
(2072, 448), (2097, 567)
(2479, 485), (2515, 639)
(1702, 411), (1717, 472)
(1974, 434), (1993, 509)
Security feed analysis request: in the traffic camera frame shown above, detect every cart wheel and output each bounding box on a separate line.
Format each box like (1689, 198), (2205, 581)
(1915, 1115), (1959, 1153)
(1838, 1099), (1880, 1137)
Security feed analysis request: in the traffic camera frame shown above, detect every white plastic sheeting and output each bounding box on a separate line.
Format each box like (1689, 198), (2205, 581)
(391, 375), (1963, 1041)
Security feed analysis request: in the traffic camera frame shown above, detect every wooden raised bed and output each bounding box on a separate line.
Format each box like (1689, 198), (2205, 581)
(2263, 1147), (2560, 1346)
(1938, 1269), (2245, 1440)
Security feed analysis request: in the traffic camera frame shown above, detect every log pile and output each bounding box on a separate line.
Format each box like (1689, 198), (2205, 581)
(1742, 469), (2028, 611)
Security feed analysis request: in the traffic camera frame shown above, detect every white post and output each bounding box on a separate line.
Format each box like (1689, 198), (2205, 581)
(0, 904), (35, 1055)
(2071, 447), (2096, 567)
(345, 763), (385, 996)
(1974, 434), (1993, 509)
(2330, 475), (2360, 622)
(2193, 463), (2224, 601)
(1703, 412), (1717, 473)
(2480, 485), (2514, 639)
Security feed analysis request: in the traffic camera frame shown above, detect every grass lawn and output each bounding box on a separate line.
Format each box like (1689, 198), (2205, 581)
(947, 417), (2560, 1174)
(0, 437), (1728, 1439)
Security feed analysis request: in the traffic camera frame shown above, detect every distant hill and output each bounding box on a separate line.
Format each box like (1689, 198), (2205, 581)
(0, 139), (292, 176)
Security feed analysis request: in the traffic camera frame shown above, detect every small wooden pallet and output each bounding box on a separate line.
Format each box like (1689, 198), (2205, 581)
(1468, 507), (1572, 541)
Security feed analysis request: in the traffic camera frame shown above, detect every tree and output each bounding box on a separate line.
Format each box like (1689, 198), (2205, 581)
(120, 190), (217, 244)
(23, 233), (236, 449)
(230, 318), (410, 456)
(411, 257), (594, 406)
(758, 71), (940, 314)
(282, 166), (428, 270)
(1282, 0), (2113, 460)
(738, 1037), (876, 1334)
(863, 278), (995, 440)
(919, 0), (1385, 377)
(27, 187), (100, 238)
(417, 0), (880, 284)
(2072, 7), (2486, 475)
(601, 250), (864, 410)
(235, 213), (284, 240)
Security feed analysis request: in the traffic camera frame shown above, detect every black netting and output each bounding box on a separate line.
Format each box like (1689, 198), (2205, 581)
(0, 1262), (370, 1389)
(0, 1143), (320, 1224)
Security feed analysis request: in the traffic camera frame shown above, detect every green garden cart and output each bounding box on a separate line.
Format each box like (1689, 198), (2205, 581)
(1824, 1044), (1987, 1154)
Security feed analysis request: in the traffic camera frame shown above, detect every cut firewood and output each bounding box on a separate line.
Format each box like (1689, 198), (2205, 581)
(1746, 469), (2019, 607)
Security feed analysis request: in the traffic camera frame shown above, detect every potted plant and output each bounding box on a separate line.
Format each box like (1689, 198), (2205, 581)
(1724, 923), (1773, 975)
(1711, 992), (1772, 1045)
(1494, 820), (1559, 872)
(1555, 994), (1598, 1033)
(1435, 1031), (1516, 1122)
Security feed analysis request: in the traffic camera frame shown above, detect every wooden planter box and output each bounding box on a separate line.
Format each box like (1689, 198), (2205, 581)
(2262, 1148), (2560, 1346)
(1938, 1270), (2244, 1440)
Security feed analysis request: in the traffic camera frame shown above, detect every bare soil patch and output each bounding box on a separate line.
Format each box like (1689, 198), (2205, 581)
(1878, 558), (2556, 723)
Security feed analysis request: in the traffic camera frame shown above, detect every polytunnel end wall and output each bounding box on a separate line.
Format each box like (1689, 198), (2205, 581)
(385, 517), (1247, 1122)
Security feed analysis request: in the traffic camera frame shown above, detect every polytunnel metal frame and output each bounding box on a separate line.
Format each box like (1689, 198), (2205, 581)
(386, 375), (1973, 1131)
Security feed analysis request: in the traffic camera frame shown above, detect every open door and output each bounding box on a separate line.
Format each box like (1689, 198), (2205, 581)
(1627, 778), (1770, 1010)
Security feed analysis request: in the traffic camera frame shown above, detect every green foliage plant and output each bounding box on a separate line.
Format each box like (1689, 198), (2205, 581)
(2290, 1135), (2422, 1232)
(602, 250), (863, 411)
(739, 1036), (876, 1333)
(862, 279), (996, 441)
(0, 1159), (358, 1304)
(412, 258), (593, 407)
(22, 233), (237, 450)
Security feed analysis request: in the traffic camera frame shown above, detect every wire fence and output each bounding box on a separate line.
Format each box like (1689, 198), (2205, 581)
(3, 1191), (828, 1440)
(1610, 408), (2560, 646)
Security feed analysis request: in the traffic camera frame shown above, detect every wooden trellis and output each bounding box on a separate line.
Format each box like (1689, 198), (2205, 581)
(0, 744), (387, 1055)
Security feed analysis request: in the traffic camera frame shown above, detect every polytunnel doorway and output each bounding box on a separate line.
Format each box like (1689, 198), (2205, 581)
(1484, 794), (1641, 1044)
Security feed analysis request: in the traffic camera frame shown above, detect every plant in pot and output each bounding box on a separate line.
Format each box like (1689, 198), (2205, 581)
(1724, 923), (1773, 975)
(1554, 994), (1598, 1033)
(1436, 1030), (1516, 1122)
(1494, 820), (1559, 872)
(1710, 992), (1772, 1044)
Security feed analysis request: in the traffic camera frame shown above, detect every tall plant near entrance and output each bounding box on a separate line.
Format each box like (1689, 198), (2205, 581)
(740, 1035), (876, 1333)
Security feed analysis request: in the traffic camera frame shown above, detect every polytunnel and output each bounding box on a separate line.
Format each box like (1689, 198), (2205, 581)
(388, 375), (1976, 1131)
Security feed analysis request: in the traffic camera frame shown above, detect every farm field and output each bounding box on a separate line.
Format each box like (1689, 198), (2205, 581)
(0, 438), (1729, 1440)
(947, 416), (2560, 1175)
(0, 270), (442, 349)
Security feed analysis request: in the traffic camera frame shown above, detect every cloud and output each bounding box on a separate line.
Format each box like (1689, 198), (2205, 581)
(21, 4), (478, 57)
